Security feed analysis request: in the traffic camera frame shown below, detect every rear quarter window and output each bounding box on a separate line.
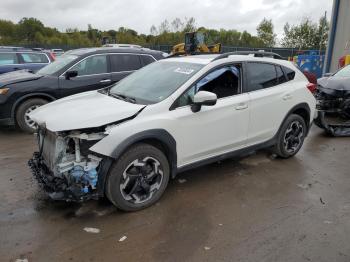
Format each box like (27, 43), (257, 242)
(141, 55), (156, 66)
(282, 66), (296, 81)
(0, 53), (18, 65)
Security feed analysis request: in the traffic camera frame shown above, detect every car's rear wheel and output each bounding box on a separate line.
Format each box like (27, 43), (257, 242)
(16, 98), (48, 133)
(106, 143), (170, 211)
(273, 114), (306, 158)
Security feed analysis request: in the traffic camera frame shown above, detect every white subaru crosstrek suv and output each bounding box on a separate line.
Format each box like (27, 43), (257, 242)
(28, 53), (316, 211)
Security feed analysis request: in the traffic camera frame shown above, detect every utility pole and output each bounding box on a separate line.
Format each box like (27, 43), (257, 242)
(319, 11), (327, 55)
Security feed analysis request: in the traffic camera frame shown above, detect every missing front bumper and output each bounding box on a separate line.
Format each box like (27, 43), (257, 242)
(314, 111), (350, 137)
(28, 152), (99, 202)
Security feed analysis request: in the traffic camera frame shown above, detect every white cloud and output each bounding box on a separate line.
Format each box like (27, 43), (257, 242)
(0, 0), (332, 37)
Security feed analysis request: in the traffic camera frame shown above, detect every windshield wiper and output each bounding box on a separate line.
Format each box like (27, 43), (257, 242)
(109, 93), (136, 104)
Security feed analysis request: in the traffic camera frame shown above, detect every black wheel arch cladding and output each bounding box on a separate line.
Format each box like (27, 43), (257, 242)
(113, 129), (176, 171)
(280, 103), (311, 136)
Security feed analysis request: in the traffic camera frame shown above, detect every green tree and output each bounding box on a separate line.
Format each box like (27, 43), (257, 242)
(281, 16), (329, 49)
(17, 17), (44, 43)
(256, 18), (276, 47)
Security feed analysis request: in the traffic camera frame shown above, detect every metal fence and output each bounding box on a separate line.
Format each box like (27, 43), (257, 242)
(21, 43), (325, 58)
(144, 44), (325, 58)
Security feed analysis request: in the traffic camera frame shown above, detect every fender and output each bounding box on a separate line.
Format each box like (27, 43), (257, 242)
(94, 127), (177, 171)
(112, 129), (177, 175)
(11, 93), (56, 118)
(95, 129), (178, 195)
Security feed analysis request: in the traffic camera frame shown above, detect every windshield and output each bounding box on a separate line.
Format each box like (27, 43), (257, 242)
(334, 65), (350, 78)
(109, 61), (204, 104)
(37, 54), (78, 75)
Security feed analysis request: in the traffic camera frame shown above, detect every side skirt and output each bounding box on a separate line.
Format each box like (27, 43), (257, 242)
(177, 138), (276, 174)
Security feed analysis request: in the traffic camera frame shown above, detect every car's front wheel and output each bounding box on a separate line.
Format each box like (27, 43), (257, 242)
(106, 143), (170, 211)
(273, 114), (306, 158)
(16, 98), (48, 133)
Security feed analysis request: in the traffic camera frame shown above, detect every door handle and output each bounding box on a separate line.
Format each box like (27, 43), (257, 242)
(235, 103), (248, 110)
(282, 94), (292, 100)
(100, 79), (111, 83)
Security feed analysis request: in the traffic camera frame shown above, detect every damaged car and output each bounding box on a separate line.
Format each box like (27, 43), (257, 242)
(315, 64), (350, 136)
(28, 53), (316, 211)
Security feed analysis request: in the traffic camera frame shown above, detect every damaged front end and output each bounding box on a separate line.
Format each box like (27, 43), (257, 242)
(315, 84), (350, 136)
(28, 127), (112, 201)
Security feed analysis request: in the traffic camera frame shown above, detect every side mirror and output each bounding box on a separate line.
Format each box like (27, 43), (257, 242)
(65, 70), (78, 80)
(191, 91), (217, 113)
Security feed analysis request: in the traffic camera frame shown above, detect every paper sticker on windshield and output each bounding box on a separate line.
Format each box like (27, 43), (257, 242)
(174, 67), (194, 75)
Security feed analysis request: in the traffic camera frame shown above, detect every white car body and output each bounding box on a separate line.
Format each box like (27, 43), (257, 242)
(29, 54), (316, 207)
(31, 55), (315, 166)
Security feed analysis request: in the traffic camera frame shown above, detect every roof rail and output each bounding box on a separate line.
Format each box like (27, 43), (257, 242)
(0, 46), (33, 52)
(212, 51), (284, 61)
(165, 52), (221, 59)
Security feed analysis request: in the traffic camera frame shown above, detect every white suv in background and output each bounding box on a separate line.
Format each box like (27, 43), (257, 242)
(28, 53), (316, 211)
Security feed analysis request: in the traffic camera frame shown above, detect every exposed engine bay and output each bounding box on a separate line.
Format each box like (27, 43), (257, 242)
(314, 77), (350, 137)
(28, 128), (109, 201)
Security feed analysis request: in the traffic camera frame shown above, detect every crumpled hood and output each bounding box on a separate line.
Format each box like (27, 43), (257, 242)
(0, 70), (42, 87)
(317, 76), (350, 97)
(29, 91), (145, 132)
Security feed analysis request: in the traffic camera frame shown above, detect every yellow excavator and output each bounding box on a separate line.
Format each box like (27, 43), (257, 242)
(171, 31), (221, 56)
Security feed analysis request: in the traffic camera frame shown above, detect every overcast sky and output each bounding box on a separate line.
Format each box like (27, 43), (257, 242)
(0, 0), (333, 37)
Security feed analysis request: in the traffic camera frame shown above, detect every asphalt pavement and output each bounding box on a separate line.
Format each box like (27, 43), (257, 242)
(0, 126), (349, 262)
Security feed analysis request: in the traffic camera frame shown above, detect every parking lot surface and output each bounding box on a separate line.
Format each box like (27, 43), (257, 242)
(1, 126), (350, 262)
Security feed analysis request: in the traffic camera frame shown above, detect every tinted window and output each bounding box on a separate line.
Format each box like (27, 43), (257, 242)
(70, 55), (108, 76)
(246, 63), (278, 92)
(110, 54), (141, 72)
(283, 66), (296, 80)
(276, 65), (287, 84)
(176, 65), (241, 107)
(0, 53), (18, 65)
(141, 55), (156, 66)
(19, 53), (49, 63)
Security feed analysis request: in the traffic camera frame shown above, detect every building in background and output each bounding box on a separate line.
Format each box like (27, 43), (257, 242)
(324, 0), (350, 73)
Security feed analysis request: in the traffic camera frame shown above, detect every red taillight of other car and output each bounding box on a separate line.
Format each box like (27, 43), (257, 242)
(49, 52), (56, 61)
(306, 83), (317, 94)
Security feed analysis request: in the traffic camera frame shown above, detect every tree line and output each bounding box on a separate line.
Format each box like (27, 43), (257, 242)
(0, 16), (329, 50)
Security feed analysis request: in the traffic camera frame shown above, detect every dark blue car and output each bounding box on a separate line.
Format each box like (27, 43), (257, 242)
(0, 47), (55, 74)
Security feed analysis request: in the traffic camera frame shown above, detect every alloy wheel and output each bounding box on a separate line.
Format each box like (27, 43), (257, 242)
(283, 120), (304, 154)
(120, 156), (164, 204)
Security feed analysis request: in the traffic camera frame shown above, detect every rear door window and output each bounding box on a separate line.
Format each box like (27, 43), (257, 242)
(70, 55), (108, 76)
(246, 62), (278, 92)
(0, 53), (18, 65)
(19, 53), (49, 63)
(110, 54), (141, 72)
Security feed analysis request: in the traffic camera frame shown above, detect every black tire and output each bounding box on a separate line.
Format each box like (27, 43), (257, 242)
(106, 143), (170, 212)
(273, 114), (307, 158)
(15, 98), (48, 133)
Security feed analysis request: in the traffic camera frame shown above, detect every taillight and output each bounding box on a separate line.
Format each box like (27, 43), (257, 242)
(49, 52), (56, 61)
(306, 83), (317, 94)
